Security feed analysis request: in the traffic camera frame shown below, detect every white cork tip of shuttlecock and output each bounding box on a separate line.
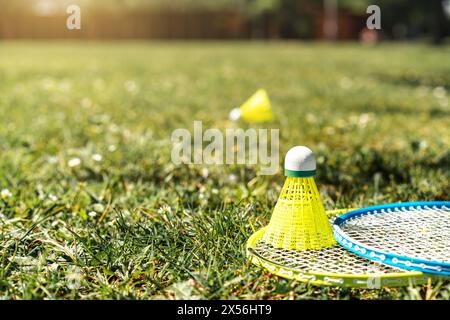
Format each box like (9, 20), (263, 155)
(284, 146), (316, 177)
(229, 108), (241, 121)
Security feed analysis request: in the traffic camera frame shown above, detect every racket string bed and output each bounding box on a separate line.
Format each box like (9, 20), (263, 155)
(334, 203), (450, 275)
(252, 240), (407, 275)
(339, 205), (450, 262)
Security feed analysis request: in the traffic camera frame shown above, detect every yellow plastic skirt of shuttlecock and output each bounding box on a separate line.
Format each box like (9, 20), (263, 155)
(261, 177), (336, 251)
(240, 89), (274, 123)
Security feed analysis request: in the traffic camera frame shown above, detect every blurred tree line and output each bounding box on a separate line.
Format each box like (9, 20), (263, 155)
(0, 0), (448, 42)
(238, 0), (450, 42)
(341, 0), (450, 44)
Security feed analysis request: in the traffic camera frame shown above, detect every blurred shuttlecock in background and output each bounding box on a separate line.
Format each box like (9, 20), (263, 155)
(229, 89), (274, 123)
(262, 146), (336, 251)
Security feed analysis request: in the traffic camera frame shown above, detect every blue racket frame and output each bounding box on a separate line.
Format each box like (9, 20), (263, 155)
(333, 201), (450, 276)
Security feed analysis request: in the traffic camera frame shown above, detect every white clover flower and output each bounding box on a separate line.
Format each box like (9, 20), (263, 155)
(124, 80), (139, 94)
(228, 174), (238, 184)
(325, 127), (336, 135)
(109, 124), (120, 133)
(317, 156), (326, 165)
(358, 113), (372, 127)
(47, 156), (58, 164)
(58, 80), (71, 92)
(80, 98), (92, 109)
(92, 203), (104, 212)
(47, 263), (59, 272)
(340, 77), (353, 90)
(306, 113), (317, 124)
(1, 189), (12, 200)
(68, 158), (81, 168)
(88, 211), (97, 217)
(157, 205), (172, 214)
(419, 140), (428, 150)
(433, 86), (446, 99)
(92, 154), (103, 162)
(66, 266), (82, 290)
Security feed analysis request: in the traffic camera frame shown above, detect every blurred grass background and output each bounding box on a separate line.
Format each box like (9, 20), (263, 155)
(0, 41), (449, 299)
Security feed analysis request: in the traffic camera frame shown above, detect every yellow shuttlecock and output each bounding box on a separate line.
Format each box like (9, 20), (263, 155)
(229, 89), (274, 123)
(262, 146), (336, 251)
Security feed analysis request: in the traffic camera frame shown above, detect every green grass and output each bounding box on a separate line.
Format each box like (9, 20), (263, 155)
(0, 41), (449, 300)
